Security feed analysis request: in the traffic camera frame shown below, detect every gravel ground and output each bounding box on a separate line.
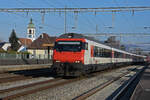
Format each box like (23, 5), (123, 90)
(12, 65), (144, 100)
(86, 71), (137, 100)
(0, 78), (65, 98)
(0, 77), (54, 90)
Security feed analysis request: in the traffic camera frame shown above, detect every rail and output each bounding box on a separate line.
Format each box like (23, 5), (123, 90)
(0, 78), (81, 100)
(106, 65), (147, 100)
(73, 70), (133, 100)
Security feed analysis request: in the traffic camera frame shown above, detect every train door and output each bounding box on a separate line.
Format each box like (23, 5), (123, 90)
(111, 49), (114, 63)
(84, 42), (90, 65)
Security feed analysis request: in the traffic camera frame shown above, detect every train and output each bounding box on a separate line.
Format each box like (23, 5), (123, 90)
(52, 33), (147, 77)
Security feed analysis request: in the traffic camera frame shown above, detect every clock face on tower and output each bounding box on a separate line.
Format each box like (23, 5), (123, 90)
(28, 34), (32, 38)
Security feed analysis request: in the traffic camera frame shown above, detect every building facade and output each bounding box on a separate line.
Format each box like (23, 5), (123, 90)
(27, 33), (56, 59)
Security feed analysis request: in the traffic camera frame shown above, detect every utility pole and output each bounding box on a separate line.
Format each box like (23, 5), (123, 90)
(64, 6), (67, 33)
(96, 24), (98, 33)
(112, 11), (115, 28)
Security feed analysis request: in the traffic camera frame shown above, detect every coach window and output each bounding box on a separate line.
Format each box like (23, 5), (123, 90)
(114, 51), (119, 58)
(98, 48), (101, 57)
(119, 52), (123, 58)
(118, 52), (120, 58)
(99, 48), (105, 57)
(100, 48), (103, 57)
(127, 54), (130, 58)
(118, 52), (121, 58)
(129, 55), (131, 58)
(104, 49), (111, 57)
(103, 49), (106, 57)
(102, 48), (105, 57)
(97, 47), (100, 57)
(94, 46), (98, 57)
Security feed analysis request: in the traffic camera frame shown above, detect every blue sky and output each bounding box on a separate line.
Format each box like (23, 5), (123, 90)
(0, 0), (150, 48)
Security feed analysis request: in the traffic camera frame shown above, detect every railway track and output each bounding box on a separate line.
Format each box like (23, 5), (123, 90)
(0, 68), (54, 84)
(0, 65), (145, 100)
(0, 67), (100, 100)
(0, 78), (80, 100)
(0, 75), (33, 83)
(0, 73), (18, 78)
(73, 66), (144, 100)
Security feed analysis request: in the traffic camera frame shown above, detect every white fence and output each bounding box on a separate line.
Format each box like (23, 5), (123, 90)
(0, 53), (53, 60)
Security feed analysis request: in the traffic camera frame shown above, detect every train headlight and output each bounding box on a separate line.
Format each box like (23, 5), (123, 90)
(75, 61), (80, 63)
(56, 60), (60, 62)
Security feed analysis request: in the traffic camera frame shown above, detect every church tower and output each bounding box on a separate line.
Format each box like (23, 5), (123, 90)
(27, 18), (36, 41)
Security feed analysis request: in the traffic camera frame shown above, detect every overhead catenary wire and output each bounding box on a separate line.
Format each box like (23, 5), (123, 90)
(112, 0), (137, 33)
(8, 12), (63, 31)
(15, 0), (64, 34)
(1, 6), (150, 12)
(1, 6), (149, 32)
(54, 0), (96, 32)
(69, 0), (109, 31)
(68, 0), (107, 32)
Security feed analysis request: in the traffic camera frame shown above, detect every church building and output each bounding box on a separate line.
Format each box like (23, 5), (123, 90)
(18, 18), (35, 52)
(17, 18), (56, 59)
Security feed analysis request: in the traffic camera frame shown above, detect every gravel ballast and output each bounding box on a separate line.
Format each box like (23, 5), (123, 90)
(11, 65), (144, 100)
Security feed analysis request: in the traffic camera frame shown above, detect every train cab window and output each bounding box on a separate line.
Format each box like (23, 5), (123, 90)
(85, 43), (88, 50)
(82, 42), (88, 50)
(54, 41), (83, 52)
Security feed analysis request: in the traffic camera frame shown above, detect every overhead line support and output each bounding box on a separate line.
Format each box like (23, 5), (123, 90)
(0, 7), (150, 13)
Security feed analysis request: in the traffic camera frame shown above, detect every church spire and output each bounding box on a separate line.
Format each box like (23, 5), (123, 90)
(28, 18), (35, 28)
(29, 18), (33, 24)
(30, 18), (32, 23)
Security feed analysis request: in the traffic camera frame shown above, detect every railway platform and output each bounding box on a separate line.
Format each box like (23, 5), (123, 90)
(0, 63), (52, 72)
(131, 65), (150, 100)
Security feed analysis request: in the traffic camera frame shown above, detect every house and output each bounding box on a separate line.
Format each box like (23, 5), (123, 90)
(0, 42), (11, 51)
(27, 33), (56, 59)
(18, 38), (32, 52)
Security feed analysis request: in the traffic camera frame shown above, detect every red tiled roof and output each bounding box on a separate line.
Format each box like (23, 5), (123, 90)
(28, 33), (56, 49)
(19, 38), (32, 47)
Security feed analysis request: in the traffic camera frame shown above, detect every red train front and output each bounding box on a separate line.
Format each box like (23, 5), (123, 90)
(52, 33), (86, 76)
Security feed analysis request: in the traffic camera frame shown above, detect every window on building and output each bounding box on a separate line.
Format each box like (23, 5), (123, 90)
(29, 30), (32, 34)
(45, 50), (48, 54)
(33, 50), (36, 58)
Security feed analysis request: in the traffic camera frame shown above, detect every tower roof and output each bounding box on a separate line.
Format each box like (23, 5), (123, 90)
(28, 18), (35, 28)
